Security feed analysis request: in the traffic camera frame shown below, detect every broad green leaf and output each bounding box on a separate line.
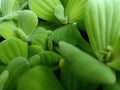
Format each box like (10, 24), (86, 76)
(0, 38), (28, 64)
(58, 41), (116, 84)
(17, 66), (64, 90)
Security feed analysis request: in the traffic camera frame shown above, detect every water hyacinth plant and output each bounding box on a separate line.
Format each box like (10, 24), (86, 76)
(0, 0), (120, 90)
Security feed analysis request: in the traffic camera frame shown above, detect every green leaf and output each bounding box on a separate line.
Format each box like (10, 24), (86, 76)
(15, 28), (28, 41)
(0, 11), (21, 22)
(85, 0), (120, 61)
(60, 62), (98, 90)
(77, 37), (95, 57)
(17, 10), (38, 35)
(1, 0), (20, 16)
(17, 66), (64, 90)
(58, 41), (116, 84)
(39, 51), (61, 71)
(0, 21), (18, 39)
(28, 0), (63, 23)
(0, 70), (9, 90)
(51, 24), (95, 57)
(65, 0), (88, 23)
(102, 72), (120, 90)
(51, 24), (81, 45)
(60, 0), (68, 8)
(28, 45), (44, 57)
(54, 4), (67, 24)
(28, 54), (40, 67)
(4, 57), (30, 90)
(0, 38), (28, 64)
(28, 27), (52, 50)
(107, 36), (120, 71)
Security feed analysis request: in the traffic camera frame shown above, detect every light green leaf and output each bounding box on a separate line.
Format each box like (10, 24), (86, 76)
(1, 0), (20, 16)
(18, 10), (38, 35)
(65, 0), (88, 23)
(0, 38), (28, 64)
(28, 0), (64, 23)
(0, 21), (18, 39)
(85, 0), (120, 61)
(54, 4), (67, 24)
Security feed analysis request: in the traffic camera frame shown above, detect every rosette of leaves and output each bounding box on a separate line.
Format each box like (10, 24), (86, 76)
(85, 0), (120, 64)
